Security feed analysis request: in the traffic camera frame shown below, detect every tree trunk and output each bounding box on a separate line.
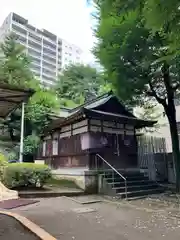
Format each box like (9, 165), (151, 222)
(166, 101), (180, 191)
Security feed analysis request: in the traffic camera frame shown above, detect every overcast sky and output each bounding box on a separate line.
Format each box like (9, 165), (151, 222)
(0, 0), (95, 63)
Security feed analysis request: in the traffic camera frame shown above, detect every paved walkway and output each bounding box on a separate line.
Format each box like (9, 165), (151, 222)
(0, 213), (39, 240)
(11, 196), (180, 240)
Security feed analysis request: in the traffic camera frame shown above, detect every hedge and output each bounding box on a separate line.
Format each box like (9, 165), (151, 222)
(0, 153), (8, 181)
(3, 163), (52, 189)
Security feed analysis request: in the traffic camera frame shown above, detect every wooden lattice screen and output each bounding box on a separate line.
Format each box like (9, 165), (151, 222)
(137, 135), (167, 181)
(137, 136), (167, 168)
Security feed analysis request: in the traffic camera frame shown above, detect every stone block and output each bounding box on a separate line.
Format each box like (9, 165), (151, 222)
(0, 181), (18, 201)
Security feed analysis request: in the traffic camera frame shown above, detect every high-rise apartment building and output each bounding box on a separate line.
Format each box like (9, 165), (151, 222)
(0, 12), (83, 86)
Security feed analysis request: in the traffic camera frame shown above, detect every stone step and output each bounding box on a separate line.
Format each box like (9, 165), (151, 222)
(107, 180), (155, 187)
(113, 183), (159, 193)
(104, 172), (145, 179)
(105, 175), (149, 183)
(18, 190), (84, 198)
(117, 187), (164, 199)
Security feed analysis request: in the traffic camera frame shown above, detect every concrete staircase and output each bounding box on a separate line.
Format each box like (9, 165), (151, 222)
(101, 170), (165, 199)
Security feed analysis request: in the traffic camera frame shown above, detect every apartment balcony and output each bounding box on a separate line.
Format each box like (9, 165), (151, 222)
(43, 38), (56, 49)
(43, 48), (56, 58)
(43, 44), (56, 54)
(28, 39), (42, 53)
(31, 61), (41, 69)
(42, 72), (56, 83)
(42, 67), (56, 76)
(12, 23), (27, 36)
(12, 13), (28, 25)
(28, 32), (42, 42)
(43, 63), (56, 73)
(31, 63), (41, 71)
(28, 36), (42, 47)
(16, 39), (26, 47)
(28, 50), (41, 60)
(43, 58), (56, 69)
(42, 59), (56, 69)
(12, 29), (27, 42)
(28, 45), (41, 55)
(28, 52), (41, 63)
(43, 53), (56, 64)
(12, 20), (58, 49)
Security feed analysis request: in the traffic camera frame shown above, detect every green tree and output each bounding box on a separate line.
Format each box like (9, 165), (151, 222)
(0, 34), (59, 161)
(0, 33), (34, 87)
(93, 0), (180, 190)
(142, 0), (180, 51)
(56, 63), (106, 106)
(135, 100), (163, 133)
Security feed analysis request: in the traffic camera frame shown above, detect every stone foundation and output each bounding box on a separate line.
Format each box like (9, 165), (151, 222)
(52, 168), (98, 193)
(35, 159), (45, 165)
(0, 181), (18, 201)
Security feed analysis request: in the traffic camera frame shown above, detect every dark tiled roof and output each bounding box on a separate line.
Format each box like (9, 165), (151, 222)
(44, 92), (156, 133)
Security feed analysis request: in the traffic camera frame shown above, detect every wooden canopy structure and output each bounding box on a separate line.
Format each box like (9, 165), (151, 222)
(0, 83), (34, 201)
(0, 83), (34, 118)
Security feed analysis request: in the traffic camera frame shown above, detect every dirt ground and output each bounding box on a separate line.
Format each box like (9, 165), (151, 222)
(0, 214), (39, 240)
(11, 196), (180, 240)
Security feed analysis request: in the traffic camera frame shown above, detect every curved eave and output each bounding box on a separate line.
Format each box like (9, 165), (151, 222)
(42, 108), (85, 135)
(42, 107), (157, 136)
(84, 108), (157, 129)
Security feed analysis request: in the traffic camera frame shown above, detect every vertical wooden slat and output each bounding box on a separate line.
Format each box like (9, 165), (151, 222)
(137, 135), (167, 181)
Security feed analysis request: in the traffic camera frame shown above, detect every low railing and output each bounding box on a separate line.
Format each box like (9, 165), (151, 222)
(96, 154), (127, 199)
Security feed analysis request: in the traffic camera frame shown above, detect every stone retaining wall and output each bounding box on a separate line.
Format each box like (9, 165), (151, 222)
(52, 168), (98, 193)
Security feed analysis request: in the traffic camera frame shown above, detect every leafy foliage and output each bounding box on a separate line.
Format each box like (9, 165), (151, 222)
(56, 63), (107, 105)
(0, 33), (34, 87)
(23, 135), (41, 156)
(0, 34), (59, 159)
(3, 163), (52, 189)
(92, 0), (180, 190)
(25, 88), (59, 134)
(0, 153), (7, 181)
(142, 0), (180, 50)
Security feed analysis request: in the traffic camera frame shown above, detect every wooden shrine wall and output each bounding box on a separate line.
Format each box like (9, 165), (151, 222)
(40, 118), (138, 169)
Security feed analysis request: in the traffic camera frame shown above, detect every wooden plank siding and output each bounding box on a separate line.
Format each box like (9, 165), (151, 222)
(40, 117), (138, 169)
(137, 136), (168, 181)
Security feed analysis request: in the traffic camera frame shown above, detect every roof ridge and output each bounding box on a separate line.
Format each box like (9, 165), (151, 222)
(69, 91), (113, 113)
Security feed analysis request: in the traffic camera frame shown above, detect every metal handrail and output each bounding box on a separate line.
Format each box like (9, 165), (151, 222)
(96, 154), (127, 199)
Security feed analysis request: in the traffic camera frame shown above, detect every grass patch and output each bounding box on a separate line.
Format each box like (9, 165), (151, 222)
(46, 178), (80, 189)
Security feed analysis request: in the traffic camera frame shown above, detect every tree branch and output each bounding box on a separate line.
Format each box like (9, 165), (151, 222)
(162, 62), (173, 102)
(148, 81), (167, 107)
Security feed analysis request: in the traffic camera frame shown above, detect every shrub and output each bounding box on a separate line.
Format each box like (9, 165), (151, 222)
(3, 163), (52, 189)
(0, 153), (8, 181)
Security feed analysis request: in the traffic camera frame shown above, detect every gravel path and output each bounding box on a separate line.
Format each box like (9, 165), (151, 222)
(11, 196), (180, 240)
(0, 214), (39, 240)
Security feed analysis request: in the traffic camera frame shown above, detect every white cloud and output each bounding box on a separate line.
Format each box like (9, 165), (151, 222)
(0, 0), (95, 63)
